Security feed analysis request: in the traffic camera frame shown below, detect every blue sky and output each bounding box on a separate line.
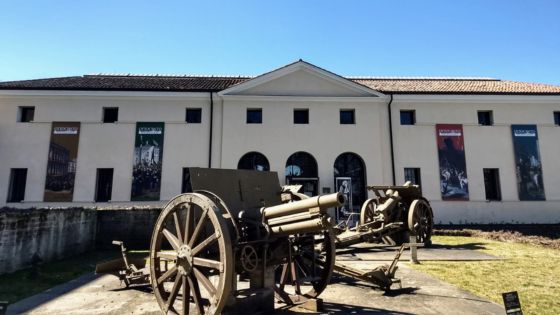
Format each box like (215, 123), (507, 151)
(1, 1), (559, 84)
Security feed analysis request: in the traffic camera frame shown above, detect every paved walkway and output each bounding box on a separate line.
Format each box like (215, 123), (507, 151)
(7, 244), (505, 314)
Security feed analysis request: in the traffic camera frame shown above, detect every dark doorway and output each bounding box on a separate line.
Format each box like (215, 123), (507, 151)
(238, 152), (270, 171)
(7, 168), (27, 202)
(334, 153), (366, 212)
(95, 168), (113, 202)
(483, 168), (501, 201)
(286, 151), (319, 196)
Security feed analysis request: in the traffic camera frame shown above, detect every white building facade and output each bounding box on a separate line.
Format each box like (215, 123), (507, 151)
(1, 61), (559, 224)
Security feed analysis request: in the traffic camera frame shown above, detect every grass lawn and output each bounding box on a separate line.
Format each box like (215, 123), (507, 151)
(0, 250), (121, 304)
(409, 236), (560, 315)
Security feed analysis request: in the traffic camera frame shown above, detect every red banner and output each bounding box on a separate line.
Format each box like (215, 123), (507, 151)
(436, 124), (469, 200)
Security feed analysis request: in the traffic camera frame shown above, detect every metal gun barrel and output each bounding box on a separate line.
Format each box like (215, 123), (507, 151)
(262, 192), (345, 219)
(269, 217), (331, 236)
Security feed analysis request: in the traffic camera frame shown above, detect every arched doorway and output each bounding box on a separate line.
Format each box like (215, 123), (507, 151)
(333, 152), (366, 220)
(237, 152), (270, 171)
(285, 151), (318, 196)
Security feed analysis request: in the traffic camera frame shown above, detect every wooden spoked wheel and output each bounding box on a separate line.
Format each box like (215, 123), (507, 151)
(407, 199), (433, 245)
(150, 193), (233, 315)
(274, 230), (336, 304)
(359, 198), (379, 227)
(274, 191), (335, 304)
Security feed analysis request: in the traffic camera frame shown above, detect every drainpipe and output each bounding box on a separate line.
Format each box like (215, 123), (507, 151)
(208, 92), (214, 168)
(387, 94), (396, 185)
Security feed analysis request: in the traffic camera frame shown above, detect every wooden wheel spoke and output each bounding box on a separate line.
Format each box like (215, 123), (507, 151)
(188, 275), (205, 313)
(188, 209), (209, 247)
(193, 267), (217, 297)
(295, 256), (311, 278)
(191, 233), (219, 256)
(290, 261), (301, 294)
(193, 257), (223, 271)
(157, 266), (178, 285)
(163, 228), (182, 251)
(184, 204), (192, 244)
(278, 263), (289, 290)
(182, 275), (190, 315)
(173, 212), (184, 244)
(166, 273), (183, 312)
(156, 251), (177, 261)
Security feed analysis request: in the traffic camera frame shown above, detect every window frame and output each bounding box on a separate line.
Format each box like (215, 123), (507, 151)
(340, 109), (355, 124)
(293, 108), (309, 124)
(477, 110), (494, 126)
(102, 107), (119, 123)
(246, 108), (262, 124)
(18, 106), (35, 123)
(186, 108), (202, 124)
(7, 168), (27, 202)
(400, 110), (416, 125)
(404, 167), (422, 192)
(554, 111), (560, 126)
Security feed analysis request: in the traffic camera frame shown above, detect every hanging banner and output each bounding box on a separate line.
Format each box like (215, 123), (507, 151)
(436, 124), (469, 200)
(511, 125), (545, 200)
(131, 122), (165, 201)
(335, 177), (353, 224)
(44, 122), (80, 202)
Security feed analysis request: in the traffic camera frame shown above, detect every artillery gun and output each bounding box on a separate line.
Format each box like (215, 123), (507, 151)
(148, 168), (344, 314)
(335, 182), (434, 248)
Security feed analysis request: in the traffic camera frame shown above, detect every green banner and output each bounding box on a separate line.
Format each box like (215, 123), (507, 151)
(131, 122), (165, 201)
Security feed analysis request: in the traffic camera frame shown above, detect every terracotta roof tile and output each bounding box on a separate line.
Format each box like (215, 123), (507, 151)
(1, 75), (559, 95)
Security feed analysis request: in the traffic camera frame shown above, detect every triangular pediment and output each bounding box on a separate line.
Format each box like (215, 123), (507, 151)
(219, 60), (383, 97)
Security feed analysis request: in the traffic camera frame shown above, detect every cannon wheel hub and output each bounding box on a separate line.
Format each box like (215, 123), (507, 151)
(177, 245), (194, 276)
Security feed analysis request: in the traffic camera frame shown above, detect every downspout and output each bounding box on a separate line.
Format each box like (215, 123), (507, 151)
(387, 94), (396, 185)
(208, 92), (214, 168)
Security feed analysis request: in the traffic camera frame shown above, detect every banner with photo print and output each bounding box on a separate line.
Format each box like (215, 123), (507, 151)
(131, 122), (165, 201)
(436, 124), (469, 200)
(511, 125), (545, 201)
(44, 122), (81, 202)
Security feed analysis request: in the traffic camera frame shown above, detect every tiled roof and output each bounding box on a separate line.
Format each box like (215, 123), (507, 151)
(352, 78), (560, 95)
(1, 74), (560, 95)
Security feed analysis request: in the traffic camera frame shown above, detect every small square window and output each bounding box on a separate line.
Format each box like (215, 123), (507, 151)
(294, 109), (309, 124)
(186, 108), (202, 123)
(247, 109), (262, 124)
(554, 111), (560, 126)
(340, 109), (355, 124)
(103, 107), (119, 123)
(478, 110), (493, 126)
(18, 106), (35, 122)
(400, 110), (415, 125)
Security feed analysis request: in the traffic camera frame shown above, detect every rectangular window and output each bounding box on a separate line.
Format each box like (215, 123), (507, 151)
(247, 109), (262, 124)
(95, 168), (114, 202)
(400, 110), (415, 125)
(186, 108), (202, 123)
(554, 111), (560, 126)
(483, 168), (501, 201)
(478, 110), (493, 126)
(404, 167), (422, 187)
(103, 107), (119, 123)
(340, 109), (355, 124)
(7, 168), (27, 202)
(293, 109), (309, 124)
(18, 106), (35, 122)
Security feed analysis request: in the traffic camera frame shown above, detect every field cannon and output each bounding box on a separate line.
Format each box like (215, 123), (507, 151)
(149, 168), (343, 314)
(335, 182), (434, 248)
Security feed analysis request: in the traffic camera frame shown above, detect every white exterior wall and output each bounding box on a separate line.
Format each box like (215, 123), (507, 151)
(0, 91), (212, 207)
(392, 95), (560, 224)
(1, 87), (559, 223)
(218, 97), (392, 193)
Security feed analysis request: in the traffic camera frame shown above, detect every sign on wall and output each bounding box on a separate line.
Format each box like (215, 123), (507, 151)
(436, 124), (469, 200)
(511, 125), (545, 201)
(131, 122), (165, 201)
(335, 177), (353, 224)
(44, 122), (81, 202)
